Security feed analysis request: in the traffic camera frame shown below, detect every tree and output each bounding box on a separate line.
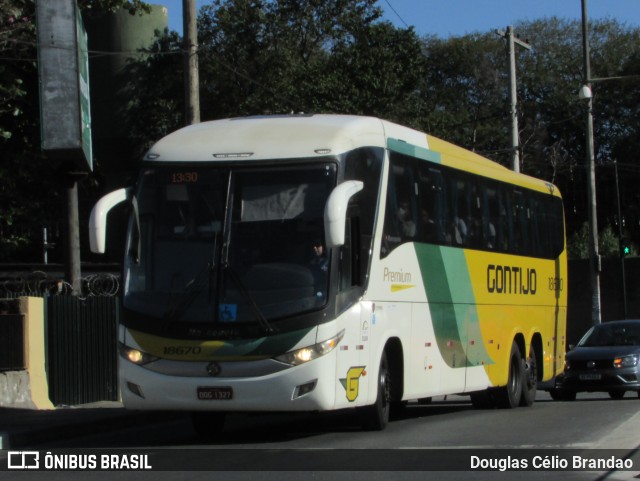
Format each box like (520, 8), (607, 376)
(419, 33), (508, 156)
(568, 223), (628, 259)
(514, 18), (640, 239)
(0, 0), (149, 261)
(196, 0), (426, 123)
(116, 30), (184, 161)
(4, 3), (640, 263)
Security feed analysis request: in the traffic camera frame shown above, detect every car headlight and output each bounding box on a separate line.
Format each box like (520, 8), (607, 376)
(275, 330), (345, 366)
(118, 342), (159, 365)
(613, 355), (638, 369)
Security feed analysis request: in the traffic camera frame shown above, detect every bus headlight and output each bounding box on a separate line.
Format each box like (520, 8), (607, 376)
(118, 342), (159, 366)
(275, 330), (345, 366)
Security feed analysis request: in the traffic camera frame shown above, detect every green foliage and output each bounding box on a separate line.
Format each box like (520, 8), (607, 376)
(567, 223), (634, 259)
(0, 0), (150, 261)
(2, 0), (640, 262)
(600, 225), (621, 258)
(117, 29), (184, 159)
(196, 0), (426, 124)
(420, 33), (509, 156)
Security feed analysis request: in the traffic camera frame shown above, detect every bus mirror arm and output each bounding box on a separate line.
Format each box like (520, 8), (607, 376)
(89, 187), (133, 254)
(324, 180), (363, 248)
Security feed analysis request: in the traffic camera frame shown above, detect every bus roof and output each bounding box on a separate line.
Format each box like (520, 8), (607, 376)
(143, 114), (558, 196)
(426, 136), (559, 196)
(144, 115), (397, 162)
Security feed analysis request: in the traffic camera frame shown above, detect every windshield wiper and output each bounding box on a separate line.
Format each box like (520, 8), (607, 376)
(162, 262), (215, 326)
(224, 262), (276, 334)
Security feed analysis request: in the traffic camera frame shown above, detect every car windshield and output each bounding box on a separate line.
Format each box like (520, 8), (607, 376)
(122, 163), (337, 327)
(578, 323), (640, 347)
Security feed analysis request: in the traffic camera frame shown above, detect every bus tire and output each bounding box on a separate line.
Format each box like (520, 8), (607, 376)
(191, 411), (226, 440)
(495, 341), (523, 409)
(520, 344), (537, 407)
(360, 352), (391, 431)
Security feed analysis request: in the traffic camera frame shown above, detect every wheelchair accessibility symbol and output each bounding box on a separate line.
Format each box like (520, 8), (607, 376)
(219, 304), (238, 322)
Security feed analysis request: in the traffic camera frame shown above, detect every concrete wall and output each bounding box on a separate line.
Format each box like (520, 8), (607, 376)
(0, 297), (54, 409)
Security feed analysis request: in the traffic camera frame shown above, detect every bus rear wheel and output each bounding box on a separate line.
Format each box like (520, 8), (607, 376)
(495, 341), (523, 409)
(520, 344), (537, 407)
(360, 352), (391, 431)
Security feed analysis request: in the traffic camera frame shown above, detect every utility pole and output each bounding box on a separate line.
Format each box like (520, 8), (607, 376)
(580, 0), (601, 325)
(613, 161), (628, 319)
(183, 0), (200, 125)
(65, 174), (83, 294)
(496, 26), (532, 173)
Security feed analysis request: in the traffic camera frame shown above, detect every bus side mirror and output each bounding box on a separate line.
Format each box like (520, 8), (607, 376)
(324, 180), (363, 248)
(89, 187), (132, 254)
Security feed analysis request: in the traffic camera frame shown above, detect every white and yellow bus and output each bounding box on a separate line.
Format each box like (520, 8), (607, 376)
(90, 115), (567, 431)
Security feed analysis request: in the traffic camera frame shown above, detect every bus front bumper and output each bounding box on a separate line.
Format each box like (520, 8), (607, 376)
(119, 354), (338, 412)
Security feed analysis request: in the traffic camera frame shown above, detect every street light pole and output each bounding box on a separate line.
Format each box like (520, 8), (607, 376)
(581, 0), (601, 325)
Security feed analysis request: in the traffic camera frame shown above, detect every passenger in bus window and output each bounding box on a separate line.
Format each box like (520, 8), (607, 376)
(452, 215), (467, 245)
(486, 221), (496, 249)
(420, 208), (437, 243)
(310, 240), (328, 271)
(398, 201), (416, 238)
(309, 239), (329, 301)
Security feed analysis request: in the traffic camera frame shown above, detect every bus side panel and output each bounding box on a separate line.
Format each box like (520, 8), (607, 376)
(330, 304), (373, 409)
(414, 244), (491, 392)
(361, 302), (412, 405)
(407, 303), (449, 399)
(465, 250), (568, 387)
(368, 243), (482, 399)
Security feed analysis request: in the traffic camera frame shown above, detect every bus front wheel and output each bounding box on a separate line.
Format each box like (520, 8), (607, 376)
(495, 341), (523, 409)
(360, 352), (391, 431)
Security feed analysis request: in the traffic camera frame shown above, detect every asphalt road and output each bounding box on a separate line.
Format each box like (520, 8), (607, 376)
(1, 391), (639, 481)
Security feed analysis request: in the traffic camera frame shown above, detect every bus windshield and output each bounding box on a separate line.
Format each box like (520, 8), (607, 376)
(123, 162), (337, 328)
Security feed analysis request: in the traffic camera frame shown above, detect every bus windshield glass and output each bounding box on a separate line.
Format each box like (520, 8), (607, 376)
(123, 162), (337, 327)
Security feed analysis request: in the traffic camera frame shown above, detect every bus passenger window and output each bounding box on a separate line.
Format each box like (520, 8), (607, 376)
(421, 167), (448, 245)
(339, 216), (361, 291)
(484, 186), (499, 250)
(398, 200), (416, 238)
(381, 155), (417, 257)
(450, 178), (468, 246)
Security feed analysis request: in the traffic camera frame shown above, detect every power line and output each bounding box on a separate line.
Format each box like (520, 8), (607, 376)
(382, 0), (410, 29)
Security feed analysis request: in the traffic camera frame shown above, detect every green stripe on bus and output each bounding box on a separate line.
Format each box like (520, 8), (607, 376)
(212, 326), (316, 357)
(387, 138), (441, 164)
(439, 248), (493, 367)
(415, 244), (493, 368)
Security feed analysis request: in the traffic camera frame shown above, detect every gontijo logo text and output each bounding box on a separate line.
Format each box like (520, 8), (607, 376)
(487, 264), (537, 295)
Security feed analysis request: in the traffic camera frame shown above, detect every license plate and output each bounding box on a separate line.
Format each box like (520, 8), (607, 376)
(579, 373), (602, 381)
(197, 386), (233, 400)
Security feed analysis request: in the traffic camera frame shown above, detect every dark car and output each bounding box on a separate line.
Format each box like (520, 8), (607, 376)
(554, 320), (640, 401)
